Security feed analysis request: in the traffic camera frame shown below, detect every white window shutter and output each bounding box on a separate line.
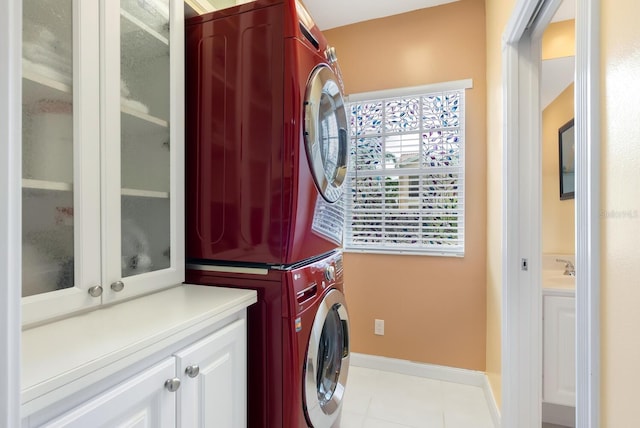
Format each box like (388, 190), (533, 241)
(344, 82), (469, 256)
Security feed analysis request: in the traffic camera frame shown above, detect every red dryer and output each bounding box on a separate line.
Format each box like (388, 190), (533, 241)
(185, 0), (349, 266)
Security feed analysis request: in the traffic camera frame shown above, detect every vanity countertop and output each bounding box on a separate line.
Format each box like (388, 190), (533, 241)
(542, 270), (575, 291)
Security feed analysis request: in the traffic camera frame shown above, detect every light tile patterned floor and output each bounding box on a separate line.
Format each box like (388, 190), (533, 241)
(341, 366), (495, 428)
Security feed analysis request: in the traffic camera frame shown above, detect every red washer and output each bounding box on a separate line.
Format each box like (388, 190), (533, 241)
(185, 0), (349, 266)
(186, 251), (350, 428)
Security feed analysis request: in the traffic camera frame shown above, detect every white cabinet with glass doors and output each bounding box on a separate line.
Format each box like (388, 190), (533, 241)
(21, 0), (184, 326)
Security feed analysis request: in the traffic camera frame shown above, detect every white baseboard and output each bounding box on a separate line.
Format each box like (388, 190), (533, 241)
(350, 353), (501, 428)
(483, 375), (502, 428)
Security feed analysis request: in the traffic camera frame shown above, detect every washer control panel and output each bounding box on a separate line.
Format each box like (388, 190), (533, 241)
(290, 252), (343, 311)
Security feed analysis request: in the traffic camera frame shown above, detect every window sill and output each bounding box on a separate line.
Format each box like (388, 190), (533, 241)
(343, 247), (464, 257)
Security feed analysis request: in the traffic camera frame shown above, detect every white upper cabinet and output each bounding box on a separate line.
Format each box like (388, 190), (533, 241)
(21, 0), (184, 326)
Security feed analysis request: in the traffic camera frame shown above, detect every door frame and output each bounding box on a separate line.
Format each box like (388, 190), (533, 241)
(0, 0), (22, 425)
(501, 0), (600, 427)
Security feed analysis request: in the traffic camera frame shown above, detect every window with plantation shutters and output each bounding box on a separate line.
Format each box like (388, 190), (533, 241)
(344, 80), (471, 256)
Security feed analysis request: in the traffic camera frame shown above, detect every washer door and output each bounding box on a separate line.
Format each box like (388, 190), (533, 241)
(304, 65), (348, 203)
(304, 289), (350, 427)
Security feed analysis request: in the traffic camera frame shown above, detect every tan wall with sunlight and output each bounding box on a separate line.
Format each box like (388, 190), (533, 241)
(601, 1), (640, 425)
(484, 0), (516, 406)
(542, 20), (575, 256)
(324, 0), (487, 371)
(483, 0), (640, 421)
(542, 19), (575, 60)
(542, 84), (575, 255)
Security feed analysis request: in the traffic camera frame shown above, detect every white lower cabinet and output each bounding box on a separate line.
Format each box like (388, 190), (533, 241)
(42, 358), (176, 428)
(176, 319), (247, 428)
(30, 318), (246, 428)
(543, 293), (576, 407)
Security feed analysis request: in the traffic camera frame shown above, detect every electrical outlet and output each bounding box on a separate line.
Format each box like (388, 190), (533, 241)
(374, 319), (384, 336)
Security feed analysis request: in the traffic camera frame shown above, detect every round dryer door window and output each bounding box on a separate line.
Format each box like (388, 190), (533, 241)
(304, 65), (348, 203)
(304, 289), (350, 427)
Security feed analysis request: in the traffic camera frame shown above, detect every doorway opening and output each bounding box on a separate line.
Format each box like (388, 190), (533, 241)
(501, 0), (600, 427)
(540, 3), (576, 426)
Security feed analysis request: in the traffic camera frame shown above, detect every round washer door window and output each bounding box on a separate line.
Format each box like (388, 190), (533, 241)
(304, 65), (348, 203)
(304, 289), (350, 427)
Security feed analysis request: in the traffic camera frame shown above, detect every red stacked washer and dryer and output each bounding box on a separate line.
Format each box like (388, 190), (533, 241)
(185, 0), (351, 426)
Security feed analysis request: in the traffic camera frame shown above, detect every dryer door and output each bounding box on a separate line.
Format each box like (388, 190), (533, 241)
(304, 65), (348, 203)
(304, 289), (350, 427)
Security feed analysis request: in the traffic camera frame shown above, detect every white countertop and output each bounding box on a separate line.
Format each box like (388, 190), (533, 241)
(22, 284), (256, 415)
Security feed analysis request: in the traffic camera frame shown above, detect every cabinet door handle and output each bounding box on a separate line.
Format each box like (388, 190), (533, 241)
(88, 285), (103, 297)
(110, 280), (125, 292)
(164, 377), (181, 392)
(185, 365), (200, 378)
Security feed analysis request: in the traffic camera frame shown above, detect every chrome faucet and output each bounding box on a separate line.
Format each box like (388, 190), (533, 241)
(556, 258), (576, 276)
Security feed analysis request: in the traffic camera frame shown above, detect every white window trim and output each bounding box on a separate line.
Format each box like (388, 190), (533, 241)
(346, 79), (473, 104)
(343, 79), (473, 257)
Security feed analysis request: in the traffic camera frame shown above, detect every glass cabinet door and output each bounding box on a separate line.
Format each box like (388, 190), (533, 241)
(22, 0), (102, 326)
(22, 0), (75, 297)
(103, 0), (183, 303)
(21, 0), (182, 323)
(120, 0), (171, 279)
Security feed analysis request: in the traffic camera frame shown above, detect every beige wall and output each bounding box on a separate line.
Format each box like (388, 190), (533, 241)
(542, 85), (575, 255)
(484, 0), (516, 406)
(601, 1), (640, 425)
(324, 0), (487, 371)
(485, 1), (640, 423)
(542, 21), (576, 255)
(542, 20), (575, 60)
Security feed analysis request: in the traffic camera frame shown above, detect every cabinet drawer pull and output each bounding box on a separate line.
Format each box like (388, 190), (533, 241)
(110, 280), (125, 292)
(185, 365), (200, 378)
(164, 377), (181, 392)
(88, 285), (103, 297)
